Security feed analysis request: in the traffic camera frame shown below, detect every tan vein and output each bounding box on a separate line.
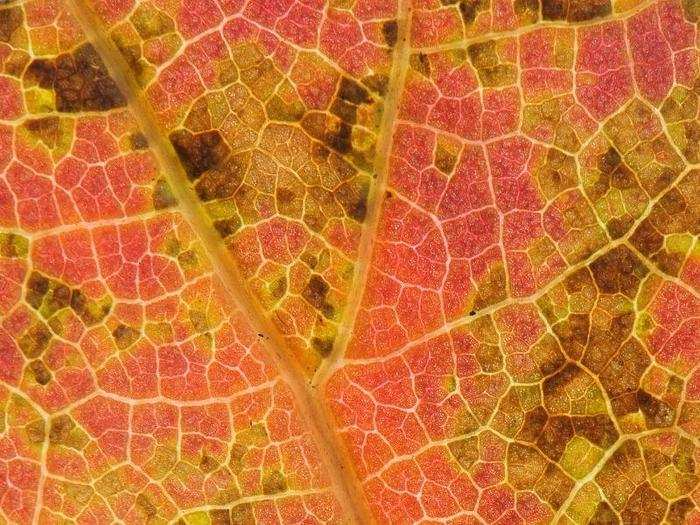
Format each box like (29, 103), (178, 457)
(60, 1), (373, 522)
(312, 0), (414, 390)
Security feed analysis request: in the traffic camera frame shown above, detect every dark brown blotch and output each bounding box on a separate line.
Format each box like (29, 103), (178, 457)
(458, 0), (489, 24)
(572, 414), (618, 449)
(590, 245), (648, 297)
(213, 218), (241, 238)
(130, 132), (148, 149)
(0, 6), (23, 43)
(152, 178), (178, 209)
(303, 275), (335, 318)
(330, 98), (358, 125)
(325, 121), (352, 155)
(338, 77), (371, 105)
(25, 44), (126, 112)
(26, 271), (50, 309)
(195, 155), (246, 202)
(28, 359), (51, 385)
(70, 290), (112, 326)
(24, 117), (60, 148)
(169, 129), (230, 181)
(410, 53), (431, 77)
(311, 337), (334, 358)
(382, 20), (398, 47)
(18, 321), (52, 358)
(536, 415), (574, 461)
(517, 406), (548, 442)
(568, 0), (612, 22)
(637, 390), (675, 428)
(112, 324), (140, 350)
(49, 414), (75, 444)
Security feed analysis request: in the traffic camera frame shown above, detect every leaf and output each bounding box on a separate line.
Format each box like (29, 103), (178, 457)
(0, 0), (698, 523)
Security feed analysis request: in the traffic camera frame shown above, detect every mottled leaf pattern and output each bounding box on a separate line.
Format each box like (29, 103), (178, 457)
(0, 0), (698, 523)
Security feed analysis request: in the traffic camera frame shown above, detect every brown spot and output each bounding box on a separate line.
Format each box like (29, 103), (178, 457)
(338, 77), (371, 105)
(303, 275), (334, 318)
(25, 44), (126, 112)
(70, 290), (112, 326)
(311, 337), (334, 358)
(435, 144), (457, 174)
(325, 121), (352, 154)
(620, 482), (667, 524)
(572, 414), (618, 449)
(336, 181), (369, 222)
(26, 271), (50, 309)
(112, 324), (140, 350)
(362, 73), (388, 95)
(49, 414), (75, 444)
(590, 246), (648, 298)
(24, 117), (60, 149)
(28, 360), (51, 385)
(382, 20), (398, 47)
(518, 406), (548, 442)
(552, 313), (589, 360)
(458, 0), (489, 24)
(637, 390), (675, 428)
(589, 501), (619, 524)
(536, 415), (574, 461)
(270, 276), (286, 300)
(0, 6), (23, 43)
(261, 470), (287, 495)
(330, 98), (358, 125)
(135, 493), (157, 518)
(230, 503), (255, 525)
(410, 53), (431, 77)
(667, 498), (694, 525)
(169, 129), (230, 180)
(18, 321), (52, 358)
(130, 132), (148, 149)
(152, 178), (177, 209)
(195, 155), (246, 202)
(213, 218), (241, 238)
(542, 0), (612, 21)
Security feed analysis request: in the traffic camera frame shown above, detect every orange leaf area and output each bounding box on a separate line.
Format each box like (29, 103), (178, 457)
(0, 0), (698, 523)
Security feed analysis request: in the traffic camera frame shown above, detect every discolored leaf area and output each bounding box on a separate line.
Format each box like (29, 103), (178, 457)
(0, 0), (698, 524)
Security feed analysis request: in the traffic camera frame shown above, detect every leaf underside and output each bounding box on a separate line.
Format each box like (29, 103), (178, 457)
(0, 0), (698, 523)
